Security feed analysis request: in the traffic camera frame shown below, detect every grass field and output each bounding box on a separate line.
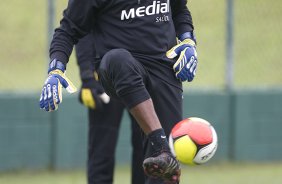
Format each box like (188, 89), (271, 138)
(1, 163), (282, 184)
(0, 0), (281, 91)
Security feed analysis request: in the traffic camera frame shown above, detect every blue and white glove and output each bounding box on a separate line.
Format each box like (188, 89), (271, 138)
(166, 32), (198, 82)
(39, 59), (77, 111)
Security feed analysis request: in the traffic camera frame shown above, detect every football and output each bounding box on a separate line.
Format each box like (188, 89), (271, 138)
(169, 117), (218, 165)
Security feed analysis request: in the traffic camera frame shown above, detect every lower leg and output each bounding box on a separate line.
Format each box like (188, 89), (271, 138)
(129, 98), (171, 155)
(129, 98), (161, 135)
(129, 99), (180, 184)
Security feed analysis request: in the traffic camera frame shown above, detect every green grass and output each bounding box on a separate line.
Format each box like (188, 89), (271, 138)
(0, 0), (281, 91)
(1, 163), (282, 184)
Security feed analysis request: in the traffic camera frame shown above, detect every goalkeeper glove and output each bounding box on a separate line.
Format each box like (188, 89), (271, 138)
(39, 59), (77, 111)
(166, 32), (198, 82)
(79, 74), (110, 110)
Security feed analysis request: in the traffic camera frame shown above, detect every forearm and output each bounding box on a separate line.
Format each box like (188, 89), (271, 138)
(75, 34), (96, 80)
(75, 33), (104, 92)
(171, 0), (194, 38)
(49, 28), (76, 65)
(49, 0), (95, 65)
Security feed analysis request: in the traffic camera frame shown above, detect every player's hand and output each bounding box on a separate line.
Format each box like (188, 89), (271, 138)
(39, 59), (77, 112)
(79, 76), (110, 110)
(166, 37), (198, 82)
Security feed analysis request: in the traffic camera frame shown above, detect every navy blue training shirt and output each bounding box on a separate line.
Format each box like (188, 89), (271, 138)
(50, 0), (194, 67)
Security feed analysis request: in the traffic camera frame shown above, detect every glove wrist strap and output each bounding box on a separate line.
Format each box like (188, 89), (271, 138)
(179, 31), (197, 43)
(48, 59), (66, 73)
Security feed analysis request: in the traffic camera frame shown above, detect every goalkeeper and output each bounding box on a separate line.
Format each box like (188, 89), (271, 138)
(40, 0), (197, 183)
(75, 33), (145, 184)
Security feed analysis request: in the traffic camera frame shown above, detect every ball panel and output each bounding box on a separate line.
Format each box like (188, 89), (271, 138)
(171, 119), (191, 138)
(171, 118), (213, 145)
(174, 135), (197, 165)
(186, 120), (213, 145)
(193, 126), (218, 164)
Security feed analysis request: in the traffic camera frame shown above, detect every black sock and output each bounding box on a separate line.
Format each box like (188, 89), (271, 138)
(147, 128), (170, 156)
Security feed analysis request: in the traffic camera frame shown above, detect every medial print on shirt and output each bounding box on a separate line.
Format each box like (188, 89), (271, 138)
(121, 0), (170, 23)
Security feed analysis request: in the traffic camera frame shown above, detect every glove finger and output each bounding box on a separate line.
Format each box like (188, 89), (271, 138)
(64, 77), (77, 93)
(186, 55), (195, 70)
(167, 44), (189, 59)
(187, 73), (194, 82)
(189, 60), (198, 74)
(180, 64), (195, 82)
(49, 85), (58, 111)
(175, 70), (187, 82)
(47, 84), (52, 100)
(49, 99), (56, 111)
(193, 67), (197, 76)
(47, 83), (56, 111)
(55, 74), (77, 93)
(39, 87), (45, 109)
(188, 59), (197, 82)
(92, 89), (107, 110)
(185, 61), (196, 82)
(173, 48), (188, 72)
(81, 88), (96, 109)
(166, 45), (179, 59)
(43, 87), (50, 111)
(187, 77), (192, 82)
(188, 65), (196, 82)
(52, 79), (62, 105)
(99, 93), (110, 104)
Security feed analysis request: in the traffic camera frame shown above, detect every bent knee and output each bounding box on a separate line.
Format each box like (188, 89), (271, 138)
(99, 48), (134, 72)
(103, 48), (132, 64)
(106, 48), (131, 59)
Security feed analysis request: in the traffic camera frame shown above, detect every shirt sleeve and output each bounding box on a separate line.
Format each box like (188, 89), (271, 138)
(49, 0), (98, 65)
(75, 33), (104, 92)
(75, 33), (96, 80)
(171, 0), (194, 38)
